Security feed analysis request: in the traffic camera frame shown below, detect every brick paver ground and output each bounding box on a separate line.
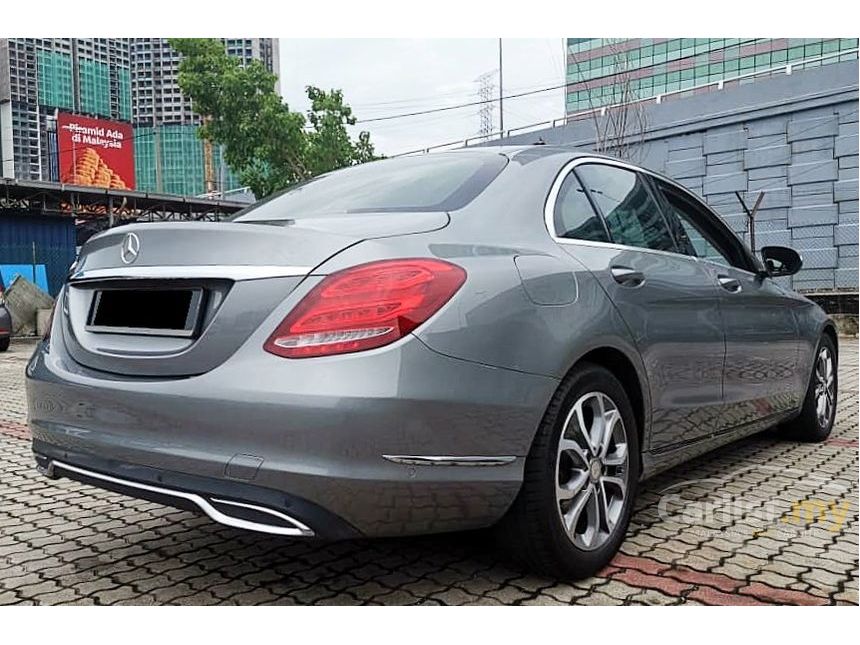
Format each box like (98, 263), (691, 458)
(1, 338), (857, 605)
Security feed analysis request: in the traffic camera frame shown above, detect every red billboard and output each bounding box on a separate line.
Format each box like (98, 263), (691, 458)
(58, 113), (135, 190)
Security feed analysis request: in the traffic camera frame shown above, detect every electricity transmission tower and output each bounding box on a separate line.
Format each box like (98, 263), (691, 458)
(475, 70), (497, 140)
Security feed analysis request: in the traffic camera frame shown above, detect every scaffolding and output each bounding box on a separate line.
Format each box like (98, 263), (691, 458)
(78, 57), (111, 117)
(134, 124), (242, 197)
(36, 50), (73, 110)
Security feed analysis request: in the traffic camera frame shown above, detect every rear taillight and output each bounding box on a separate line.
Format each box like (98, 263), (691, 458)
(264, 258), (466, 359)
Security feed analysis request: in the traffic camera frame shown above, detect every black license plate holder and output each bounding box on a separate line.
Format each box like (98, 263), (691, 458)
(86, 287), (204, 338)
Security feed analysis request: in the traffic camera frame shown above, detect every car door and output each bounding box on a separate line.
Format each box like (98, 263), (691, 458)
(548, 160), (726, 451)
(651, 179), (801, 432)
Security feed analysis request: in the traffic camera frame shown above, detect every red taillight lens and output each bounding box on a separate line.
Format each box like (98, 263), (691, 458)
(264, 258), (466, 358)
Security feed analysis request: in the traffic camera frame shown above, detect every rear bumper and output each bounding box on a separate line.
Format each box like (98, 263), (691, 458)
(33, 442), (358, 539)
(26, 334), (558, 537)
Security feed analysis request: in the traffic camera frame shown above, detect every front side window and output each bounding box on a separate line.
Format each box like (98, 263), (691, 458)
(576, 164), (676, 252)
(654, 180), (739, 269)
(552, 172), (610, 242)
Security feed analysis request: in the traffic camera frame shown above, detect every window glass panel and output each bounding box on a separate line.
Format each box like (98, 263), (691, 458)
(576, 165), (676, 252)
(234, 153), (507, 221)
(553, 173), (609, 242)
(804, 42), (823, 57)
(654, 181), (735, 268)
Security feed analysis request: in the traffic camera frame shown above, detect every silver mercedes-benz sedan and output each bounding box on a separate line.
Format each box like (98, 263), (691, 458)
(26, 147), (838, 578)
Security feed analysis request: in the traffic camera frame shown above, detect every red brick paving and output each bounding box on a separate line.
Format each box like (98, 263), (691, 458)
(739, 582), (830, 606)
(0, 420), (31, 441)
(607, 553), (832, 605)
(687, 586), (771, 606)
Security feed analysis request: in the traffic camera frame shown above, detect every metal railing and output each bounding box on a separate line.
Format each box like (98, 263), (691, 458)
(392, 48), (859, 157)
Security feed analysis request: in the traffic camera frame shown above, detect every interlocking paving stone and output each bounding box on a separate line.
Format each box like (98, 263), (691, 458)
(1, 338), (857, 605)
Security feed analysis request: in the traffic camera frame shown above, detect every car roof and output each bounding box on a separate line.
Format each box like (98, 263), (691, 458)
(444, 144), (645, 168)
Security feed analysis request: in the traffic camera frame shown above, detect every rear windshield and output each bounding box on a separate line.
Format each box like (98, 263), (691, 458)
(232, 153), (507, 221)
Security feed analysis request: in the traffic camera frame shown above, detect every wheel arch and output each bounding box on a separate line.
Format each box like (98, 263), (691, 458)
(565, 345), (649, 469)
(821, 322), (838, 360)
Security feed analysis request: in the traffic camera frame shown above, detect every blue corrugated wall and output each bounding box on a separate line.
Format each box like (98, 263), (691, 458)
(0, 213), (76, 297)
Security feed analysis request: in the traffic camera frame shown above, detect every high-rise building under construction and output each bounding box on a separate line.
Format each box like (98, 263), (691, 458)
(0, 37), (279, 196)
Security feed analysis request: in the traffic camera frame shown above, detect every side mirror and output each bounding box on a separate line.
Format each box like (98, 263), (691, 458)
(760, 246), (802, 277)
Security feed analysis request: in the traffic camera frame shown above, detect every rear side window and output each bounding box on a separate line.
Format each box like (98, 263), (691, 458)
(576, 164), (676, 253)
(553, 172), (610, 242)
(233, 153), (507, 221)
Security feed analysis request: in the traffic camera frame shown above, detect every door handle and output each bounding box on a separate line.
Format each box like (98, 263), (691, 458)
(610, 266), (645, 288)
(717, 275), (742, 293)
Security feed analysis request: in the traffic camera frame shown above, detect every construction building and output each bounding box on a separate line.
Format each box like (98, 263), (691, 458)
(0, 38), (279, 197)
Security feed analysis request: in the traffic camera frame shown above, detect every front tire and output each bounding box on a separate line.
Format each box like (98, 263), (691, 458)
(497, 363), (640, 579)
(781, 335), (838, 442)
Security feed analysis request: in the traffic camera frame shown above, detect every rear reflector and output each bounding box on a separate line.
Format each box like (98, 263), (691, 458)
(264, 258), (466, 358)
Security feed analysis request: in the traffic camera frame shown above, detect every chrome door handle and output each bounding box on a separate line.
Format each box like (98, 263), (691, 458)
(718, 275), (742, 293)
(610, 266), (645, 287)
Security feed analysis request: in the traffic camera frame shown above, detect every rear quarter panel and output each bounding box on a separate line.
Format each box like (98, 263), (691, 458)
(313, 150), (651, 421)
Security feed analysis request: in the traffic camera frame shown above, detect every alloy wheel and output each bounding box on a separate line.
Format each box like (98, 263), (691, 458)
(814, 346), (835, 429)
(555, 391), (629, 551)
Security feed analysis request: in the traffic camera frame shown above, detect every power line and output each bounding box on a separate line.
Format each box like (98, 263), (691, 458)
(357, 81), (570, 124)
(360, 38), (769, 126)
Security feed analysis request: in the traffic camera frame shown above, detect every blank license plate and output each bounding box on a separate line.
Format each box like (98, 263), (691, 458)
(87, 288), (204, 337)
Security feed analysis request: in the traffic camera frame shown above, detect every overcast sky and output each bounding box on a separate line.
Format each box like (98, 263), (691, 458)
(278, 39), (566, 157)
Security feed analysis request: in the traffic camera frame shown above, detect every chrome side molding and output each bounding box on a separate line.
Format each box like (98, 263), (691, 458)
(52, 461), (314, 537)
(382, 455), (517, 467)
(68, 265), (313, 283)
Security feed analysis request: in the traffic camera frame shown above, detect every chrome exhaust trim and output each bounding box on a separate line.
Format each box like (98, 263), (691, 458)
(52, 460), (314, 537)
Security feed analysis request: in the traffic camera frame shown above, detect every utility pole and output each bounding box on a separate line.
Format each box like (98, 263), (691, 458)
(498, 38), (504, 138)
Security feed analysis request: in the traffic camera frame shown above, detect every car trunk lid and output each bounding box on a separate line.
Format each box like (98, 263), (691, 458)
(62, 214), (448, 377)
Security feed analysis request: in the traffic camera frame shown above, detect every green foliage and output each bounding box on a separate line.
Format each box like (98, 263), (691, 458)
(170, 38), (379, 198)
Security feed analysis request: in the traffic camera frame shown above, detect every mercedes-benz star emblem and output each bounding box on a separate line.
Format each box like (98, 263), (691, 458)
(120, 232), (141, 265)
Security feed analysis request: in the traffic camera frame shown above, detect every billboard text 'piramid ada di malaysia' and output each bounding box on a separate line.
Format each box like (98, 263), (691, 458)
(58, 113), (135, 190)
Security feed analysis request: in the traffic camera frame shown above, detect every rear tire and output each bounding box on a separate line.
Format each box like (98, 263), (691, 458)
(781, 335), (838, 442)
(497, 362), (640, 579)
(0, 337), (9, 352)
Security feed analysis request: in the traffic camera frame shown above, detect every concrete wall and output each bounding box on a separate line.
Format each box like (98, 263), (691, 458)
(495, 60), (859, 293)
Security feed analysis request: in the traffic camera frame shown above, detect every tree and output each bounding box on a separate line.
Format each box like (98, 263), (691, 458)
(569, 41), (648, 162)
(169, 38), (378, 198)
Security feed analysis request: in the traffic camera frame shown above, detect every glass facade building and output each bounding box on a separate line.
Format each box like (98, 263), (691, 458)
(566, 38), (859, 114)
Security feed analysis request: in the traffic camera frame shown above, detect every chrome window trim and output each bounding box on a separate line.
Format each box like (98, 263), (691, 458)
(68, 265), (313, 283)
(544, 156), (759, 272)
(51, 460), (314, 537)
